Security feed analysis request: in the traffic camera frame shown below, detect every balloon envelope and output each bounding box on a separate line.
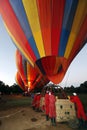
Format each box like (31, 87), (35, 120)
(16, 50), (49, 91)
(0, 0), (87, 85)
(16, 71), (26, 91)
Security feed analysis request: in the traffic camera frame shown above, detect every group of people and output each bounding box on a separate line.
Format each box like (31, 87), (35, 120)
(32, 92), (42, 112)
(45, 89), (56, 126)
(32, 88), (56, 126)
(31, 88), (87, 128)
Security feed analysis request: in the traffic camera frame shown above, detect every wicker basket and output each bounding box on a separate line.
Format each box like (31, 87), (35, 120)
(55, 99), (76, 122)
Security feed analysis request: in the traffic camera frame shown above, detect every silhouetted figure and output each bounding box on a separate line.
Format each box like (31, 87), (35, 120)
(70, 93), (87, 128)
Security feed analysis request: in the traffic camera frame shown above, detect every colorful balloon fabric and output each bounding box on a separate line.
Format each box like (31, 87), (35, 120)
(15, 50), (49, 91)
(0, 0), (87, 90)
(16, 71), (26, 91)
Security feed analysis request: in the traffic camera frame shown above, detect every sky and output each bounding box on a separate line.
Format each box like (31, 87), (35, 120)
(0, 16), (17, 86)
(0, 15), (87, 87)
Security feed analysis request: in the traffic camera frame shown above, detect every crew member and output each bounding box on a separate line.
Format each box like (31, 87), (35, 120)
(45, 90), (49, 121)
(49, 90), (56, 126)
(69, 93), (87, 128)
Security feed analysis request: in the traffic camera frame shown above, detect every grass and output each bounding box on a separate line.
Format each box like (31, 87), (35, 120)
(0, 94), (32, 110)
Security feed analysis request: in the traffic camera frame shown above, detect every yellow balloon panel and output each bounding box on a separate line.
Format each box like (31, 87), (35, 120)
(22, 0), (45, 58)
(64, 0), (87, 58)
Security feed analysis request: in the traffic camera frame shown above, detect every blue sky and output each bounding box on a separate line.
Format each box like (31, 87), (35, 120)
(0, 16), (17, 86)
(0, 16), (87, 87)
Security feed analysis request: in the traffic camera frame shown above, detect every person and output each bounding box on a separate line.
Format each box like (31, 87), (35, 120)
(40, 93), (45, 112)
(32, 93), (38, 110)
(69, 93), (87, 128)
(35, 92), (41, 112)
(44, 90), (49, 121)
(49, 89), (56, 126)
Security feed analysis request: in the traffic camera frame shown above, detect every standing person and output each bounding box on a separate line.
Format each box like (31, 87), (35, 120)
(69, 93), (87, 128)
(40, 93), (45, 112)
(35, 92), (41, 112)
(49, 89), (56, 126)
(45, 90), (49, 121)
(32, 93), (38, 110)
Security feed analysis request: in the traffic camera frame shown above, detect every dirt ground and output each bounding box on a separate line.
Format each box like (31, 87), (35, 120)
(0, 105), (76, 130)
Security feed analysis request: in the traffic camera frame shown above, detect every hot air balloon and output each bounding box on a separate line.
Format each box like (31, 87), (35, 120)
(0, 0), (87, 89)
(15, 50), (49, 91)
(15, 71), (26, 91)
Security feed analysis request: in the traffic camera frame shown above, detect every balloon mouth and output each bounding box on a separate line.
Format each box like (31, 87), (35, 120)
(35, 56), (67, 75)
(35, 56), (68, 84)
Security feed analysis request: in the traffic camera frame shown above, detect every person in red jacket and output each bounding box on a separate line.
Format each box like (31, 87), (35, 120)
(70, 93), (87, 128)
(45, 90), (49, 121)
(49, 90), (56, 126)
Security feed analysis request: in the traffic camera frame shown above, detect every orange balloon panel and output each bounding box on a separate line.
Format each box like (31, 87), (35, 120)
(27, 63), (49, 90)
(16, 72), (26, 91)
(16, 50), (28, 87)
